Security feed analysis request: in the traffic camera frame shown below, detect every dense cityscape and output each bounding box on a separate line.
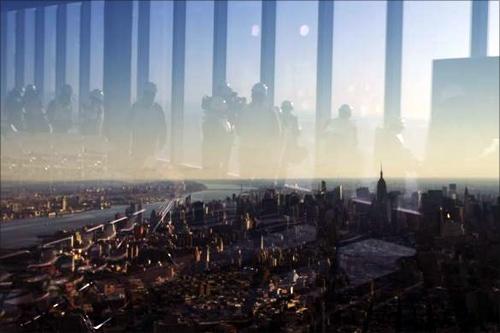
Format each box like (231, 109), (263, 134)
(0, 174), (499, 332)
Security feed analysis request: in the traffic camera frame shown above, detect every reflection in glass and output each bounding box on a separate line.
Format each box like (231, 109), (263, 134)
(275, 0), (317, 179)
(185, 0), (214, 166)
(332, 0), (386, 177)
(401, 1), (470, 160)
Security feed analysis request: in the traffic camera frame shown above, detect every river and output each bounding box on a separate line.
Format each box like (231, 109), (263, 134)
(0, 182), (253, 250)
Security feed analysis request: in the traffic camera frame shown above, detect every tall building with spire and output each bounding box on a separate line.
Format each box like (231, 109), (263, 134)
(376, 166), (387, 203)
(372, 166), (391, 234)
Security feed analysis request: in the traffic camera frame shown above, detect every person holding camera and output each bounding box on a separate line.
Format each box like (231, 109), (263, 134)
(214, 83), (246, 128)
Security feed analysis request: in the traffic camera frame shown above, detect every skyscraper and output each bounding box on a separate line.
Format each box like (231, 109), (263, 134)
(376, 167), (387, 203)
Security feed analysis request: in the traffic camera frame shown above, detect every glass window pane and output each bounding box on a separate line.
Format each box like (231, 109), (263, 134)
(149, 2), (173, 117)
(401, 1), (470, 159)
(227, 0), (261, 99)
(185, 0), (214, 165)
(66, 2), (80, 114)
(6, 11), (16, 91)
(149, 1), (173, 160)
(332, 0), (386, 176)
(275, 0), (318, 179)
(488, 0), (499, 56)
(44, 6), (57, 102)
(90, 0), (104, 91)
(25, 9), (35, 86)
(131, 0), (139, 102)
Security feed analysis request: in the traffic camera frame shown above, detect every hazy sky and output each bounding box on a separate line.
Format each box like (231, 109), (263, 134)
(2, 0), (499, 179)
(4, 0), (499, 115)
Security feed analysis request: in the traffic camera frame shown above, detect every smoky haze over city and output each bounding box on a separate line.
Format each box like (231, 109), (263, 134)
(0, 0), (499, 333)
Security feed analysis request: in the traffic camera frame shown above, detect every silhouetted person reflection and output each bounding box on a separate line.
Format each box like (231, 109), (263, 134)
(321, 104), (359, 176)
(23, 84), (50, 133)
(201, 96), (234, 177)
(237, 82), (281, 179)
(79, 89), (104, 136)
(278, 100), (306, 179)
(5, 87), (25, 132)
(215, 83), (246, 126)
(130, 82), (166, 164)
(47, 84), (73, 133)
(374, 117), (417, 176)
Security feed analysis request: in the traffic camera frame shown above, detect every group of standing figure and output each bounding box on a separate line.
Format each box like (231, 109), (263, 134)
(320, 103), (417, 177)
(4, 84), (104, 136)
(3, 79), (414, 178)
(201, 82), (306, 179)
(3, 82), (166, 164)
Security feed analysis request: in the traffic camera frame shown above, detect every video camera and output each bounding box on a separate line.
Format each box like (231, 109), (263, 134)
(201, 94), (246, 112)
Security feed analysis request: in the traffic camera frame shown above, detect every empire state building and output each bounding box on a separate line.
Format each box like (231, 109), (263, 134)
(376, 167), (388, 203)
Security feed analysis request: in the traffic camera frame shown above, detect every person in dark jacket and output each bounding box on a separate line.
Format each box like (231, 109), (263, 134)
(130, 82), (166, 164)
(47, 84), (73, 133)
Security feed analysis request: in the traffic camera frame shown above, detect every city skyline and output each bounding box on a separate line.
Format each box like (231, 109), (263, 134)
(0, 2), (499, 331)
